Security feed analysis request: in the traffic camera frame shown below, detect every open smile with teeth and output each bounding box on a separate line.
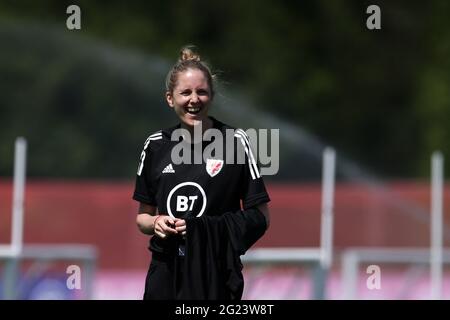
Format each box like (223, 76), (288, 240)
(186, 107), (201, 115)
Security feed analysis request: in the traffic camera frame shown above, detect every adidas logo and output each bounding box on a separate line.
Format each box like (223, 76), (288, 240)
(162, 164), (175, 174)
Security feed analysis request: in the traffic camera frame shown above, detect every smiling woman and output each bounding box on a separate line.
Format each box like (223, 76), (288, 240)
(133, 45), (271, 300)
(166, 68), (212, 128)
(165, 47), (215, 130)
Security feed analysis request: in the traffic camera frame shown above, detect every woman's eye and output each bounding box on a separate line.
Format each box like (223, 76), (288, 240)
(197, 90), (208, 96)
(180, 91), (191, 96)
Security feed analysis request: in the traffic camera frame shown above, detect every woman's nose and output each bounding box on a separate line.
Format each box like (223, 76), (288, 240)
(190, 93), (199, 103)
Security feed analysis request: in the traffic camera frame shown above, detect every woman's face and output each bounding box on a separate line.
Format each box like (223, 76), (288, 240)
(166, 68), (212, 128)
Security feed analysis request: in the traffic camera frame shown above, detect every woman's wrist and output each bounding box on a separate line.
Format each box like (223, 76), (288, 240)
(153, 215), (163, 230)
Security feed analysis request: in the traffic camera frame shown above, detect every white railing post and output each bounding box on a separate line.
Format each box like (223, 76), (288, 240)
(321, 147), (335, 269)
(11, 137), (27, 256)
(430, 151), (444, 300)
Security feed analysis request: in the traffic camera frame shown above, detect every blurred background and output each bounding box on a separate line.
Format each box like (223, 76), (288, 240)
(1, 0), (450, 299)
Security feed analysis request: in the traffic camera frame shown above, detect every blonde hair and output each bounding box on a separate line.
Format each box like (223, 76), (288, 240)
(165, 46), (215, 98)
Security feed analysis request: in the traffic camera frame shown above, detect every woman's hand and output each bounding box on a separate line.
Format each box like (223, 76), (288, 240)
(153, 215), (178, 239)
(174, 218), (186, 236)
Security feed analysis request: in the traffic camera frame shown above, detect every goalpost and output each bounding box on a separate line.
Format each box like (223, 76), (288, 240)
(0, 137), (98, 300)
(241, 147), (336, 299)
(340, 151), (446, 300)
(242, 149), (447, 299)
(0, 137), (26, 258)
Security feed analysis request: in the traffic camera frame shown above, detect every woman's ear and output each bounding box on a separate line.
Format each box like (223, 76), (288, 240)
(166, 91), (174, 108)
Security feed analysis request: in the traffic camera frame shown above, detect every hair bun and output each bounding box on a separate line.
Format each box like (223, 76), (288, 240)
(179, 46), (201, 62)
